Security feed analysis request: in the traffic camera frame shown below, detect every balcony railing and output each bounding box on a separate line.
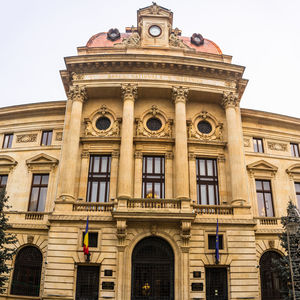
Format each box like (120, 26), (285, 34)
(255, 217), (281, 225)
(193, 204), (233, 215)
(127, 198), (181, 209)
(73, 202), (114, 212)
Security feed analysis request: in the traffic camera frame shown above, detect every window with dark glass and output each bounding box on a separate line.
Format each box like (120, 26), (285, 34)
(208, 234), (223, 250)
(295, 183), (300, 208)
(196, 158), (219, 205)
(142, 156), (165, 198)
(82, 232), (98, 248)
(11, 246), (42, 297)
(291, 143), (300, 157)
(256, 179), (274, 217)
(28, 174), (49, 212)
(253, 138), (264, 153)
(86, 155), (111, 202)
(2, 133), (13, 149)
(41, 130), (52, 146)
(76, 265), (100, 300)
(0, 175), (8, 190)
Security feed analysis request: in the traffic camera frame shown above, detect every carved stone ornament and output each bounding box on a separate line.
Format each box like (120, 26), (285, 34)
(0, 155), (17, 173)
(190, 33), (204, 46)
(67, 85), (87, 102)
(55, 132), (63, 141)
(269, 240), (275, 248)
(150, 2), (161, 15)
(84, 105), (120, 137)
(244, 138), (251, 147)
(181, 221), (191, 246)
(222, 92), (239, 109)
(107, 28), (121, 41)
(136, 105), (172, 138)
(121, 84), (138, 101)
(172, 86), (189, 103)
(71, 72), (84, 81)
(188, 111), (223, 141)
(169, 30), (190, 49)
(16, 134), (37, 143)
(27, 235), (34, 244)
(114, 32), (140, 48)
(268, 142), (287, 152)
(116, 220), (127, 245)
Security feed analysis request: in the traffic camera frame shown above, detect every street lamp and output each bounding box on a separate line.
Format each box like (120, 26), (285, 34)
(286, 206), (300, 300)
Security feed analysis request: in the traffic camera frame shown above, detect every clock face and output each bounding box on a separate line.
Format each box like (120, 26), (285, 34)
(149, 25), (162, 37)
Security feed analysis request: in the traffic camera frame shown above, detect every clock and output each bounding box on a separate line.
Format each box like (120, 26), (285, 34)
(149, 25), (162, 37)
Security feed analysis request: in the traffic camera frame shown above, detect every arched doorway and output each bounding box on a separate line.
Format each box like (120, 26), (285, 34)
(260, 251), (283, 300)
(131, 236), (174, 300)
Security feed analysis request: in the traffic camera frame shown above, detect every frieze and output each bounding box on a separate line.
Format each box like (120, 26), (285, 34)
(16, 134), (37, 143)
(268, 141), (287, 151)
(244, 138), (251, 147)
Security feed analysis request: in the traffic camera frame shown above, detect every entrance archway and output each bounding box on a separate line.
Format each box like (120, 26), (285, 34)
(131, 236), (174, 300)
(260, 251), (283, 300)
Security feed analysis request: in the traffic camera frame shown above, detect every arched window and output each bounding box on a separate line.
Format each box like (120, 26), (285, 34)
(11, 246), (43, 296)
(260, 251), (283, 300)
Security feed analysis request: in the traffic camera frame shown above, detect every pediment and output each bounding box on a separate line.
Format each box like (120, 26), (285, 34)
(0, 155), (17, 172)
(286, 163), (300, 176)
(247, 160), (278, 173)
(138, 3), (172, 17)
(26, 153), (58, 171)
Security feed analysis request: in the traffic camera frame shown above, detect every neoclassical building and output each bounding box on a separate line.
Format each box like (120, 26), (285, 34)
(0, 3), (299, 300)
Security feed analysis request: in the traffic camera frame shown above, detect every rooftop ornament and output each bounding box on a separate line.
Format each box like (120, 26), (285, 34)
(191, 33), (204, 46)
(107, 28), (121, 41)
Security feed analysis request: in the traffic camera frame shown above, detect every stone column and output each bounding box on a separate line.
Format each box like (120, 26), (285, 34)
(188, 153), (197, 202)
(134, 151), (143, 198)
(109, 151), (119, 201)
(78, 150), (90, 200)
(217, 155), (227, 204)
(173, 86), (189, 199)
(165, 152), (173, 198)
(117, 84), (137, 199)
(59, 85), (87, 201)
(222, 92), (248, 204)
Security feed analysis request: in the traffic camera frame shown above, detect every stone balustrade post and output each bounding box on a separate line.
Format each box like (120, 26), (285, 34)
(117, 84), (137, 199)
(222, 92), (248, 204)
(59, 85), (87, 201)
(173, 86), (190, 199)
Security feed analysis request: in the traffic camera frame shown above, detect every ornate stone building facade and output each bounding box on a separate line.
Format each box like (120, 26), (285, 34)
(0, 3), (299, 300)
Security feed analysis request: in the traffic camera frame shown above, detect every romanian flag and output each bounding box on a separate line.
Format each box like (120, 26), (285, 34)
(215, 218), (220, 264)
(83, 217), (89, 255)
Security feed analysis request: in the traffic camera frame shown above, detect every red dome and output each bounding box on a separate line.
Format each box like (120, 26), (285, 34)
(86, 32), (222, 55)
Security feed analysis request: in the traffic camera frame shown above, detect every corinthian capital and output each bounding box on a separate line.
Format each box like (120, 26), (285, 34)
(172, 86), (189, 103)
(222, 92), (239, 109)
(67, 85), (87, 102)
(121, 84), (138, 102)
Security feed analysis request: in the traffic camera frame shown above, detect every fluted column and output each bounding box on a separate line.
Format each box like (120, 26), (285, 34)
(173, 86), (189, 199)
(222, 92), (248, 204)
(59, 85), (87, 201)
(117, 84), (137, 199)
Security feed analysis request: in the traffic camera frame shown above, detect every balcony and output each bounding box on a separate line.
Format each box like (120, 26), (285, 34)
(255, 217), (281, 226)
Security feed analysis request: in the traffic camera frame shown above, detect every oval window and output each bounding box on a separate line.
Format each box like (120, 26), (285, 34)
(197, 120), (212, 134)
(146, 117), (162, 131)
(96, 117), (111, 130)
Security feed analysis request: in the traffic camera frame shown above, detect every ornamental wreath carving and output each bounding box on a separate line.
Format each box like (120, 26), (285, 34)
(267, 142), (287, 152)
(136, 105), (172, 138)
(187, 111), (223, 141)
(16, 134), (37, 143)
(84, 104), (120, 137)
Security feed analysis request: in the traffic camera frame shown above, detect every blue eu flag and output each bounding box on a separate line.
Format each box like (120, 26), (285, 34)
(215, 218), (220, 264)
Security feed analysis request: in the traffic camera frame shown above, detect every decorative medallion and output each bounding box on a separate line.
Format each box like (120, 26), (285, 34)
(107, 28), (121, 41)
(191, 33), (204, 46)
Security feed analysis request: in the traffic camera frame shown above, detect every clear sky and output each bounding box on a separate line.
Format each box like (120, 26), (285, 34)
(1, 0), (300, 117)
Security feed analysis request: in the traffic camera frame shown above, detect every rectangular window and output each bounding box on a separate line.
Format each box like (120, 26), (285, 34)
(256, 179), (274, 217)
(196, 158), (219, 205)
(82, 232), (98, 248)
(86, 155), (111, 202)
(253, 138), (264, 153)
(28, 174), (49, 212)
(295, 183), (300, 208)
(0, 175), (8, 190)
(291, 143), (300, 157)
(142, 156), (165, 198)
(41, 130), (52, 146)
(2, 134), (13, 149)
(76, 265), (99, 300)
(208, 234), (223, 250)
